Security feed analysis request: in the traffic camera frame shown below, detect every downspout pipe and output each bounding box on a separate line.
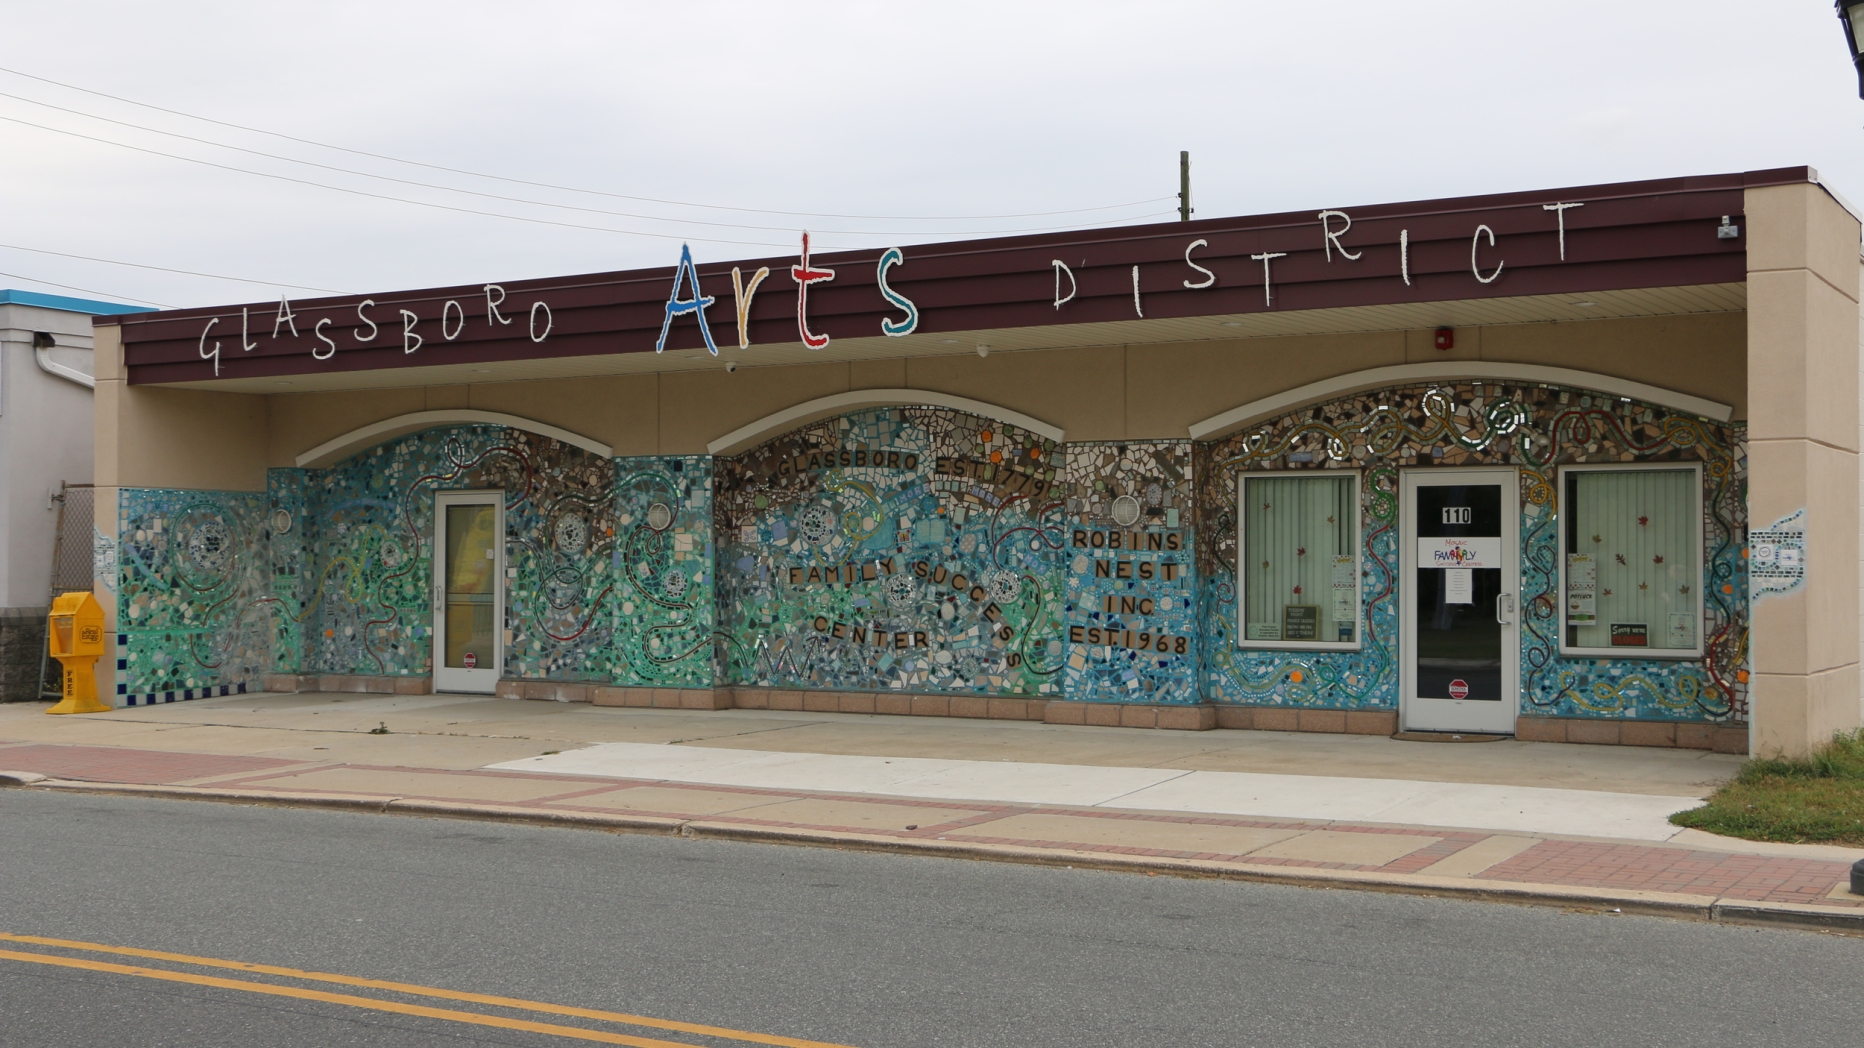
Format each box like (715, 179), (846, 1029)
(31, 331), (93, 390)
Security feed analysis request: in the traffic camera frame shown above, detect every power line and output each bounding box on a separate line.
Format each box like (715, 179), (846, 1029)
(0, 64), (1174, 223)
(0, 89), (1167, 237)
(0, 113), (1175, 249)
(0, 113), (792, 249)
(0, 268), (171, 308)
(0, 241), (348, 294)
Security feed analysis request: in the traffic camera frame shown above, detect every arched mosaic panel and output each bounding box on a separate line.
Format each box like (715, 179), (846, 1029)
(285, 425), (621, 681)
(1195, 382), (1747, 722)
(716, 405), (1065, 696)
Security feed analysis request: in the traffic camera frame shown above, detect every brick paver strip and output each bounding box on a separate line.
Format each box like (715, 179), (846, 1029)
(10, 740), (1863, 913)
(0, 743), (302, 784)
(1482, 839), (1862, 907)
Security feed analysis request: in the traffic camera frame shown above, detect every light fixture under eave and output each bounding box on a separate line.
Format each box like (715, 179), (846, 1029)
(1839, 0), (1864, 97)
(1221, 321), (1245, 327)
(976, 343), (990, 358)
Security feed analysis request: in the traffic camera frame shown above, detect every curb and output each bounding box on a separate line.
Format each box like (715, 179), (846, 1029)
(17, 778), (1864, 935)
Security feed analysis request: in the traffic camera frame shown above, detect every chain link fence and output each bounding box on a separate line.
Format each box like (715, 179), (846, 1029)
(30, 483), (95, 700)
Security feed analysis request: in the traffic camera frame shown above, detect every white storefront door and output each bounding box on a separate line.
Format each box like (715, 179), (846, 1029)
(432, 491), (503, 694)
(1400, 469), (1520, 734)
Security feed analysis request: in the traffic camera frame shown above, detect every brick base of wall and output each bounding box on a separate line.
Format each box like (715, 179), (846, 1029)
(262, 673), (431, 695)
(733, 688), (1049, 721)
(1041, 701), (1213, 730)
(586, 686), (732, 710)
(1204, 705), (1398, 735)
(1516, 715), (1748, 753)
(0, 608), (47, 702)
(252, 678), (1737, 750)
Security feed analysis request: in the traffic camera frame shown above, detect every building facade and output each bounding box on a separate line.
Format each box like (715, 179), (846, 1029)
(89, 170), (1864, 756)
(0, 290), (148, 699)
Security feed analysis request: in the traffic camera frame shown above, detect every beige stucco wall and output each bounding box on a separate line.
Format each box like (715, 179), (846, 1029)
(250, 314), (1746, 467)
(1745, 181), (1864, 757)
(94, 324), (268, 493)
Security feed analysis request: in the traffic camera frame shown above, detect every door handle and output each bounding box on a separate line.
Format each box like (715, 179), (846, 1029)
(1495, 592), (1515, 625)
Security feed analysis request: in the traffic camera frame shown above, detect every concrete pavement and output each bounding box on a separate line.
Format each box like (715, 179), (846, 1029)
(0, 691), (1741, 793)
(491, 741), (1699, 839)
(2, 692), (1861, 929)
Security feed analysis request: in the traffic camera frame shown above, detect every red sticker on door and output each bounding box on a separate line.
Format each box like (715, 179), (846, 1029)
(1448, 679), (1469, 699)
(463, 652), (476, 669)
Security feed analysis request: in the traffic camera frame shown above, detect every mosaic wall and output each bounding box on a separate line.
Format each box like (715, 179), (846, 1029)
(612, 456), (716, 687)
(1196, 383), (1747, 722)
(288, 426), (620, 681)
(118, 426), (634, 702)
(114, 383), (1744, 723)
(1062, 442), (1199, 704)
(716, 406), (1066, 696)
(266, 469), (312, 675)
(116, 489), (274, 703)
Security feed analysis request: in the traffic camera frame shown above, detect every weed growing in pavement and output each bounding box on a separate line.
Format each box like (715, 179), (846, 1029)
(1671, 730), (1864, 844)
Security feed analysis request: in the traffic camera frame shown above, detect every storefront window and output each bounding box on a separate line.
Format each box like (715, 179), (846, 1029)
(1238, 473), (1360, 649)
(1560, 465), (1703, 656)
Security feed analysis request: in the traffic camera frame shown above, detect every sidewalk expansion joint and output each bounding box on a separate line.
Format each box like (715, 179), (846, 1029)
(21, 778), (1863, 937)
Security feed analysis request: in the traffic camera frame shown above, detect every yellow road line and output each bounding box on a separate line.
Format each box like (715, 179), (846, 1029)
(0, 933), (855, 1048)
(0, 948), (702, 1047)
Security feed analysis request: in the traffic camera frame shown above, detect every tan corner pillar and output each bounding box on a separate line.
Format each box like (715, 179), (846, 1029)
(92, 322), (123, 708)
(1746, 182), (1864, 757)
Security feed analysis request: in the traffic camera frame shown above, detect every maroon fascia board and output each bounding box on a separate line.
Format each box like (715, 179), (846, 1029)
(115, 168), (1809, 385)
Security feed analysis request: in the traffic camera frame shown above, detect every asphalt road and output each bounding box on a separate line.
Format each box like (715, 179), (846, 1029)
(0, 789), (1859, 1048)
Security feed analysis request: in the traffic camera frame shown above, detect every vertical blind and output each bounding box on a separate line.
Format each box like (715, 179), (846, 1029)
(1566, 468), (1698, 651)
(1241, 474), (1356, 644)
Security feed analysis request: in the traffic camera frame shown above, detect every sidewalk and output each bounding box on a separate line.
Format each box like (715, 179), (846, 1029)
(3, 693), (1861, 931)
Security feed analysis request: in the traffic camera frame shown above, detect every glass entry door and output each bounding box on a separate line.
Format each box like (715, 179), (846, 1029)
(1400, 469), (1519, 734)
(433, 491), (502, 694)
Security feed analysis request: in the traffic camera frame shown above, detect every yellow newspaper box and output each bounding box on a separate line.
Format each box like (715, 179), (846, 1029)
(46, 591), (109, 715)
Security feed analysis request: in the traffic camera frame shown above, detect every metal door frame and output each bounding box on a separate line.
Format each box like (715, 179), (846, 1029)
(1399, 467), (1520, 734)
(432, 490), (503, 694)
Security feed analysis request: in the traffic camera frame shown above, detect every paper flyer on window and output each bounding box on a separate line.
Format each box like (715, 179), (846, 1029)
(1566, 553), (1596, 623)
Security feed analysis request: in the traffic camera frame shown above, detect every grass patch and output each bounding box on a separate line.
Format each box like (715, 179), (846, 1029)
(1670, 730), (1864, 844)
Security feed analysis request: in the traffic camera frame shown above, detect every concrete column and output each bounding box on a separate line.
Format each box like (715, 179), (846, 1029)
(91, 322), (122, 707)
(1746, 182), (1864, 757)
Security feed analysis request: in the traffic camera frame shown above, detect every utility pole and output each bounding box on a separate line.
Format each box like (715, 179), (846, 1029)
(1178, 151), (1193, 222)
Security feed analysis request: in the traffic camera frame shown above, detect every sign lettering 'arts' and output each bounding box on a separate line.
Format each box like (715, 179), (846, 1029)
(197, 201), (1591, 376)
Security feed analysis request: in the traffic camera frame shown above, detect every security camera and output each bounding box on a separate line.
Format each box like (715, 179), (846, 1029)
(725, 360), (738, 373)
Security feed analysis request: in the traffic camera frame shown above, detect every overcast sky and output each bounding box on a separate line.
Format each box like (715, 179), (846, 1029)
(1, 1), (1860, 310)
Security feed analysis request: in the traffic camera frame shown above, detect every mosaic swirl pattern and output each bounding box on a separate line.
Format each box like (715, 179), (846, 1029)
(283, 427), (619, 681)
(117, 490), (273, 702)
(613, 456), (716, 687)
(1196, 383), (1746, 721)
(716, 406), (1065, 696)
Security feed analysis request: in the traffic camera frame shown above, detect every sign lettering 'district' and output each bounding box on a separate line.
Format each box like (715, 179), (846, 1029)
(139, 175), (1750, 384)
